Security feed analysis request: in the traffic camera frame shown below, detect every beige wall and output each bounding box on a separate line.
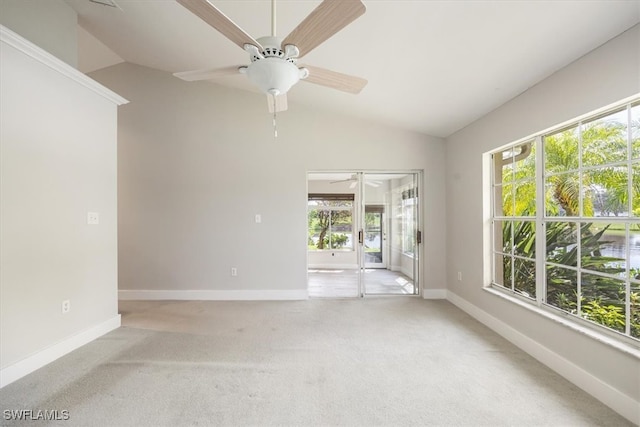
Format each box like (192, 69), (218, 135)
(0, 0), (77, 67)
(89, 62), (447, 296)
(1, 28), (123, 372)
(446, 24), (640, 419)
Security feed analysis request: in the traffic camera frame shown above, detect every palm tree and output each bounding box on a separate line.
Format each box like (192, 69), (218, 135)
(502, 116), (634, 217)
(498, 108), (640, 337)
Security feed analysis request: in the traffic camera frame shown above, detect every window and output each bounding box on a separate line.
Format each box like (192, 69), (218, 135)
(308, 194), (354, 250)
(490, 99), (640, 342)
(492, 141), (537, 299)
(402, 188), (417, 256)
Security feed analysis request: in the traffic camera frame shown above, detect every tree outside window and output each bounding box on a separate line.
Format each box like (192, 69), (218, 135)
(491, 101), (640, 340)
(308, 194), (354, 250)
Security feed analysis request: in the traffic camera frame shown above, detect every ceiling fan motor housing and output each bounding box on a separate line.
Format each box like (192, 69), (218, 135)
(244, 36), (306, 96)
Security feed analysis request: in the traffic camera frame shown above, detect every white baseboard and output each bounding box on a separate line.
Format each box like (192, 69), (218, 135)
(0, 315), (121, 388)
(422, 289), (447, 299)
(446, 291), (639, 425)
(118, 289), (309, 301)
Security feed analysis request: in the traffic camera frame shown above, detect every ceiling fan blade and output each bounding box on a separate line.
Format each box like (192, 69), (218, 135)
(267, 93), (288, 113)
(330, 174), (357, 184)
(177, 0), (263, 51)
(173, 66), (244, 82)
(282, 0), (365, 59)
(301, 65), (367, 94)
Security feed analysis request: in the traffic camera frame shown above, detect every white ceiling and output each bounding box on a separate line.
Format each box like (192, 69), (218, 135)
(65, 0), (640, 138)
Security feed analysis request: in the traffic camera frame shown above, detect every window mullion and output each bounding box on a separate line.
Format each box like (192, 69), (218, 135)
(626, 223), (632, 336)
(535, 136), (545, 306)
(628, 104), (634, 217)
(576, 121), (584, 316)
(576, 220), (582, 315)
(510, 155), (515, 292)
(578, 121), (584, 218)
(328, 210), (332, 249)
(626, 104), (633, 336)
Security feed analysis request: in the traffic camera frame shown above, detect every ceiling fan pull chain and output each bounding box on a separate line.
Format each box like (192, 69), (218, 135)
(273, 97), (278, 138)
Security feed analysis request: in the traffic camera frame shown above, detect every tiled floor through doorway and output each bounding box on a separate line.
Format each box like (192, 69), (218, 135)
(308, 268), (415, 297)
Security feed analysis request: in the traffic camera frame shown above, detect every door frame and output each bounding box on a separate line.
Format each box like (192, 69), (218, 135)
(307, 169), (422, 298)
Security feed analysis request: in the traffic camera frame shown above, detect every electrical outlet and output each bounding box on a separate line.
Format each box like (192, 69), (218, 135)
(457, 271), (462, 281)
(87, 212), (99, 225)
(231, 267), (238, 276)
(255, 214), (261, 223)
(62, 300), (71, 314)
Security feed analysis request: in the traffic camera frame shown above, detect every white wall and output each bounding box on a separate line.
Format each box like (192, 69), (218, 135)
(0, 0), (77, 67)
(445, 24), (640, 422)
(0, 27), (125, 384)
(89, 62), (447, 298)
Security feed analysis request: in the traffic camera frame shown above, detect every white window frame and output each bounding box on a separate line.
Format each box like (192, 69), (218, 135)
(488, 96), (640, 345)
(308, 194), (355, 252)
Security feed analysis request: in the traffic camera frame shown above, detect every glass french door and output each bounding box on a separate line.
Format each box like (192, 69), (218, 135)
(364, 205), (385, 268)
(359, 172), (420, 296)
(307, 171), (420, 298)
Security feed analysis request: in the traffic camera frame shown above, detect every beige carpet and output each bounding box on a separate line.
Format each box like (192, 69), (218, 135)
(0, 298), (633, 426)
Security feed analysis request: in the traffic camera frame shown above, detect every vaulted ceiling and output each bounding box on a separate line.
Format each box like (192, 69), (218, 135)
(65, 0), (640, 138)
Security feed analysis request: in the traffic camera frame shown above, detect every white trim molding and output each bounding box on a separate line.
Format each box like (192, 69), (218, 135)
(119, 289), (309, 301)
(0, 315), (121, 388)
(446, 291), (639, 425)
(0, 25), (128, 106)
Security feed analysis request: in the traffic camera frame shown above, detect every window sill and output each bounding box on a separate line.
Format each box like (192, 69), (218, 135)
(483, 286), (640, 360)
(307, 249), (354, 253)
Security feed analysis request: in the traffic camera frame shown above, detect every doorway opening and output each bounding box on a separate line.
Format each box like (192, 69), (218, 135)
(307, 171), (421, 298)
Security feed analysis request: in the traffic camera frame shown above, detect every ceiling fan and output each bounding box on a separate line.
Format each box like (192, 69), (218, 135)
(174, 0), (367, 113)
(331, 174), (381, 189)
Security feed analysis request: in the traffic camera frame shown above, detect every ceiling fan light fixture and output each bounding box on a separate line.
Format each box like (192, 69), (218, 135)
(246, 58), (301, 95)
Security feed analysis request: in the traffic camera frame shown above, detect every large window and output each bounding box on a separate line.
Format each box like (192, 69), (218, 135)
(308, 194), (354, 250)
(490, 99), (640, 342)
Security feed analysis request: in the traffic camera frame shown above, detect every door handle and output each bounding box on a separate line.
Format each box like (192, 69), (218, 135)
(417, 230), (422, 244)
(358, 230), (364, 244)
